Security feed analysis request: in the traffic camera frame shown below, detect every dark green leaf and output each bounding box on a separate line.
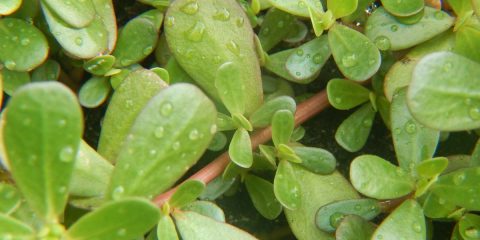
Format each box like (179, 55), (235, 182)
(258, 8), (296, 51)
(229, 128), (253, 168)
(293, 146), (336, 174)
(199, 176), (236, 201)
(335, 103), (376, 152)
(1, 68), (30, 95)
(245, 174), (282, 220)
(335, 215), (375, 240)
(31, 60), (60, 82)
(169, 180), (205, 208)
(274, 160), (301, 210)
(285, 35), (331, 81)
(326, 78), (370, 110)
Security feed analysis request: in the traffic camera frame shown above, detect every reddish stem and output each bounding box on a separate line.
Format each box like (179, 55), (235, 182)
(153, 90), (330, 207)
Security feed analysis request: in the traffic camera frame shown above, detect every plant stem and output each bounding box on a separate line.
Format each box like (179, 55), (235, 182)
(153, 90), (330, 207)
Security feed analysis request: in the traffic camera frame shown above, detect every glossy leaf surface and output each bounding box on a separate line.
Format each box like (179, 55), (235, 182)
(293, 146), (336, 174)
(274, 160), (301, 210)
(1, 68), (30, 95)
(245, 174), (282, 220)
(229, 128), (253, 168)
(381, 0), (424, 17)
(31, 59), (60, 82)
(215, 62), (247, 115)
(41, 0), (95, 28)
(416, 157), (448, 179)
(327, 78), (370, 110)
(272, 110), (294, 147)
(0, 183), (20, 214)
(78, 76), (111, 108)
(459, 214), (480, 240)
(327, 0), (358, 19)
(169, 180), (205, 208)
(84, 55), (116, 76)
(267, 0), (323, 17)
(0, 0), (22, 15)
(181, 201), (225, 222)
(258, 8), (296, 51)
(249, 96), (296, 128)
(157, 214), (179, 240)
(335, 215), (375, 240)
(0, 213), (34, 239)
(285, 35), (331, 81)
(335, 103), (375, 152)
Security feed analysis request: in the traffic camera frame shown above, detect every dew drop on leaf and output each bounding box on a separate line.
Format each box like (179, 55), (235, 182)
(210, 124), (217, 134)
(465, 228), (480, 238)
(143, 46), (153, 55)
(341, 54), (358, 67)
(296, 49), (304, 56)
(374, 36), (391, 51)
(390, 25), (398, 32)
(469, 108), (480, 120)
(172, 141), (181, 150)
(154, 126), (165, 138)
(166, 16), (176, 27)
(453, 172), (466, 185)
(20, 38), (30, 46)
(59, 146), (74, 162)
(404, 120), (417, 134)
(236, 17), (244, 27)
(434, 11), (445, 20)
(226, 40), (240, 56)
(187, 21), (206, 42)
(160, 102), (174, 116)
(313, 53), (323, 64)
(117, 228), (127, 236)
(213, 8), (230, 21)
(75, 37), (83, 46)
(4, 60), (16, 70)
(112, 186), (125, 200)
(181, 0), (199, 15)
(189, 129), (199, 140)
(412, 222), (422, 233)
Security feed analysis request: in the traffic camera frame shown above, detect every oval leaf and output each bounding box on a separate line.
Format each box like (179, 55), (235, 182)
(245, 174), (282, 220)
(327, 78), (370, 110)
(381, 0), (424, 17)
(215, 62), (247, 115)
(78, 76), (111, 108)
(181, 201), (226, 222)
(83, 55), (116, 76)
(293, 146), (336, 174)
(258, 8), (296, 52)
(157, 214), (179, 240)
(4, 82), (83, 221)
(169, 180), (205, 209)
(272, 109), (294, 147)
(335, 103), (376, 152)
(107, 84), (217, 199)
(229, 128), (253, 168)
(285, 35), (331, 81)
(1, 68), (30, 95)
(274, 160), (301, 210)
(335, 215), (375, 240)
(327, 0), (358, 19)
(41, 0), (95, 28)
(417, 157), (449, 179)
(67, 198), (160, 240)
(249, 96), (296, 128)
(350, 155), (415, 199)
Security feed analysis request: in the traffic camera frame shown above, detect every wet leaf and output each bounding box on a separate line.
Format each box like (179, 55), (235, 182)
(67, 198), (160, 240)
(0, 213), (34, 239)
(107, 84), (217, 199)
(229, 128), (253, 168)
(265, 49), (314, 83)
(315, 198), (381, 232)
(326, 78), (370, 110)
(41, 0), (95, 28)
(0, 0), (22, 15)
(84, 55), (116, 76)
(285, 35), (330, 81)
(0, 18), (49, 71)
(1, 68), (30, 95)
(422, 192), (457, 219)
(249, 96), (296, 128)
(365, 7), (454, 51)
(408, 52), (480, 131)
(417, 157), (449, 179)
(335, 215), (375, 240)
(381, 0), (424, 17)
(78, 76), (111, 108)
(4, 82), (83, 221)
(267, 0), (323, 17)
(98, 69), (168, 163)
(335, 103), (376, 152)
(245, 174), (282, 220)
(459, 214), (480, 240)
(181, 201), (225, 222)
(327, 0), (358, 19)
(328, 24), (381, 81)
(169, 180), (205, 209)
(371, 199), (426, 240)
(0, 183), (20, 214)
(258, 8), (296, 51)
(293, 146), (336, 174)
(274, 160), (301, 210)
(157, 214), (179, 240)
(215, 62), (247, 115)
(350, 155), (415, 199)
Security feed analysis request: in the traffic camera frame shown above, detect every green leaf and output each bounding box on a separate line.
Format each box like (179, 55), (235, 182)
(0, 18), (49, 72)
(208, 132), (228, 151)
(285, 166), (359, 240)
(70, 141), (113, 198)
(258, 145), (278, 167)
(371, 199), (426, 240)
(245, 174), (282, 220)
(272, 110), (294, 147)
(173, 211), (257, 240)
(391, 88), (439, 174)
(335, 215), (375, 240)
(0, 213), (34, 239)
(459, 214), (480, 240)
(84, 55), (116, 76)
(455, 16), (480, 63)
(215, 62), (247, 115)
(4, 82), (82, 221)
(335, 103), (376, 152)
(165, 0), (263, 116)
(113, 11), (162, 67)
(408, 52), (480, 131)
(447, 0), (473, 15)
(328, 24), (381, 81)
(274, 160), (301, 210)
(0, 183), (20, 214)
(107, 84), (217, 199)
(327, 0), (358, 19)
(67, 198), (160, 240)
(249, 96), (296, 128)
(31, 60), (60, 82)
(315, 198), (381, 232)
(430, 167), (480, 210)
(265, 49), (314, 83)
(293, 146), (336, 174)
(267, 0), (323, 17)
(277, 144), (302, 163)
(417, 157), (449, 179)
(285, 35), (331, 81)
(181, 201), (226, 222)
(229, 128), (253, 168)
(42, 4), (109, 59)
(307, 5), (324, 37)
(422, 192), (457, 219)
(41, 0), (95, 28)
(93, 0), (117, 53)
(365, 7), (454, 51)
(78, 76), (111, 108)
(326, 78), (370, 110)
(169, 180), (205, 208)
(381, 0), (424, 17)
(1, 68), (30, 95)
(200, 176), (236, 201)
(157, 214), (179, 240)
(350, 155), (415, 199)
(0, 0), (22, 15)
(98, 69), (168, 163)
(151, 67), (170, 84)
(258, 8), (296, 52)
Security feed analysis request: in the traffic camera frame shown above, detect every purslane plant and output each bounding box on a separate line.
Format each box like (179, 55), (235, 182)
(1, 0), (480, 239)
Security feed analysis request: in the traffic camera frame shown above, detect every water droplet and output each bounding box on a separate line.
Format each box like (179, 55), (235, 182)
(20, 38), (30, 46)
(374, 35), (391, 51)
(396, 168), (406, 176)
(434, 11), (445, 19)
(469, 107), (480, 120)
(59, 146), (75, 162)
(329, 212), (344, 228)
(405, 120), (417, 134)
(117, 228), (126, 236)
(236, 17), (244, 27)
(112, 186), (125, 200)
(154, 126), (164, 138)
(160, 102), (173, 116)
(213, 8), (230, 21)
(172, 141), (181, 150)
(58, 119), (66, 127)
(296, 49), (304, 56)
(465, 228), (480, 238)
(213, 55), (222, 63)
(438, 198), (446, 205)
(411, 222), (422, 232)
(4, 60), (16, 70)
(125, 99), (134, 108)
(188, 129), (200, 140)
(354, 204), (361, 210)
(187, 21), (206, 42)
(313, 54), (323, 64)
(143, 46), (153, 55)
(390, 25), (398, 32)
(295, 71), (301, 76)
(226, 40), (240, 56)
(150, 149), (157, 155)
(166, 16), (175, 27)
(11, 36), (18, 42)
(121, 59), (132, 66)
(298, 1), (306, 8)
(181, 0), (199, 15)
(363, 119), (373, 127)
(453, 172), (466, 185)
(341, 53), (357, 67)
(376, 234), (383, 239)
(394, 128), (401, 135)
(75, 37), (83, 46)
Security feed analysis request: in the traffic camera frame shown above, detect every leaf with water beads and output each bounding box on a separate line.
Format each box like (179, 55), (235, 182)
(328, 24), (381, 81)
(293, 146), (336, 174)
(83, 55), (116, 76)
(326, 78), (370, 110)
(267, 0), (323, 18)
(285, 35), (330, 81)
(0, 18), (49, 72)
(274, 160), (301, 210)
(422, 192), (458, 219)
(258, 8), (296, 52)
(245, 174), (282, 220)
(265, 49), (315, 83)
(315, 198), (381, 232)
(67, 198), (160, 240)
(327, 0), (358, 19)
(365, 7), (454, 51)
(41, 0), (95, 28)
(79, 76), (111, 108)
(371, 199), (426, 240)
(0, 213), (34, 239)
(459, 214), (480, 240)
(106, 84), (217, 199)
(215, 62), (247, 115)
(335, 215), (375, 240)
(4, 82), (83, 221)
(31, 60), (61, 82)
(229, 128), (253, 168)
(408, 52), (480, 131)
(350, 155), (415, 199)
(272, 110), (294, 148)
(169, 180), (205, 209)
(335, 103), (376, 152)
(381, 0), (424, 17)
